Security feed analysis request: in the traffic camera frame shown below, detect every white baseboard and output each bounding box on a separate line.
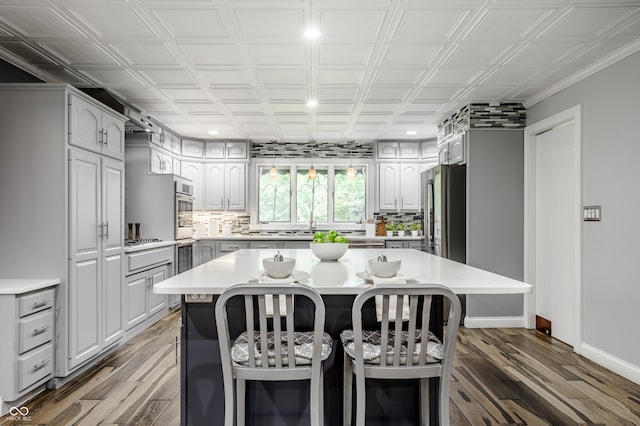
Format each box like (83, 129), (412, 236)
(463, 315), (527, 328)
(580, 343), (640, 385)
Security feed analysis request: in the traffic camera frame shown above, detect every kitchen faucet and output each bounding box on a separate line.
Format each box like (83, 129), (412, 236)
(309, 211), (316, 231)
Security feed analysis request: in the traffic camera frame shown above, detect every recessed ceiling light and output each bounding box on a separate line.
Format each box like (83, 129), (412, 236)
(208, 130), (219, 135)
(406, 130), (417, 136)
(307, 99), (318, 108)
(304, 28), (321, 38)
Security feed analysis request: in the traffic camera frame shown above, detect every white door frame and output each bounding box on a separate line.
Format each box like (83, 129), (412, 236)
(523, 104), (582, 353)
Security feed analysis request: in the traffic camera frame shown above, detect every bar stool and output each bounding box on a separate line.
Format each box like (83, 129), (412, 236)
(215, 282), (333, 426)
(340, 283), (461, 426)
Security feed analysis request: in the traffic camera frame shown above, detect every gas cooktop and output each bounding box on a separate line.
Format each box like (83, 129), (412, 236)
(125, 238), (162, 247)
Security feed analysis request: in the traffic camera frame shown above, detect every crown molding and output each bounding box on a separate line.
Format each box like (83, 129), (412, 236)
(524, 39), (640, 108)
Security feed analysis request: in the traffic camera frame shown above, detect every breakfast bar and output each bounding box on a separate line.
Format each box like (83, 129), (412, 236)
(154, 248), (532, 425)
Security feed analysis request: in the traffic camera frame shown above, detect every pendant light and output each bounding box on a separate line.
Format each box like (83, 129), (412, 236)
(346, 140), (356, 180)
(269, 140), (278, 180)
(308, 141), (316, 180)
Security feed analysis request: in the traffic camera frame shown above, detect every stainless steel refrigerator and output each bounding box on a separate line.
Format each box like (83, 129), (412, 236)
(422, 164), (466, 263)
(422, 164), (467, 322)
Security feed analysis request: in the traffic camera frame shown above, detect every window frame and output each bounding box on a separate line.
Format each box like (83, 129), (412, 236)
(250, 158), (374, 231)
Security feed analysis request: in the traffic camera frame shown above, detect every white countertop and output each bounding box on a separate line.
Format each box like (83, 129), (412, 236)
(124, 240), (177, 253)
(195, 234), (422, 241)
(0, 278), (60, 295)
(154, 248), (532, 296)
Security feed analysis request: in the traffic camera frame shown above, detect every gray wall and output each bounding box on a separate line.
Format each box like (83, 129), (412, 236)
(527, 51), (640, 368)
(466, 129), (524, 317)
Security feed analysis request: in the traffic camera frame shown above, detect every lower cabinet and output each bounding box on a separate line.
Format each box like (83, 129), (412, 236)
(0, 287), (56, 402)
(195, 241), (217, 267)
(125, 265), (169, 330)
(124, 246), (174, 331)
(385, 240), (422, 250)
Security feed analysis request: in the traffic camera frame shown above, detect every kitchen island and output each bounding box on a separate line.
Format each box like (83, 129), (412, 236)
(155, 248), (532, 425)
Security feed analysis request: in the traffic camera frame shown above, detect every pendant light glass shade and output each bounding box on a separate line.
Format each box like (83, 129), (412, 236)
(347, 166), (356, 179)
(308, 165), (317, 180)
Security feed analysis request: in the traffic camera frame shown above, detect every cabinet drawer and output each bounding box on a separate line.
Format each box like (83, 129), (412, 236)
(19, 311), (54, 354)
(219, 241), (248, 252)
(18, 343), (53, 391)
(18, 289), (55, 318)
(127, 246), (174, 272)
(249, 241), (278, 249)
(385, 241), (404, 249)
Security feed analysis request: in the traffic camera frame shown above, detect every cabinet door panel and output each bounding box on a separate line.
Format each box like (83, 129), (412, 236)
(102, 158), (124, 253)
(204, 163), (225, 210)
(225, 163), (246, 210)
(101, 112), (124, 160)
(378, 163), (399, 211)
(69, 258), (101, 368)
(377, 142), (398, 159)
(181, 162), (204, 210)
(70, 150), (100, 259)
(148, 267), (167, 316)
(205, 142), (225, 159)
(126, 272), (148, 329)
(226, 142), (247, 159)
(69, 95), (102, 155)
(103, 253), (124, 346)
(149, 149), (164, 174)
(400, 163), (420, 210)
(399, 142), (420, 159)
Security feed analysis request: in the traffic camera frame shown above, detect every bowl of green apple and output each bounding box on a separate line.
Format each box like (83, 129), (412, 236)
(310, 230), (349, 261)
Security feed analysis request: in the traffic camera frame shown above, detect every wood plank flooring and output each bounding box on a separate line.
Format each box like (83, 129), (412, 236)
(3, 310), (639, 425)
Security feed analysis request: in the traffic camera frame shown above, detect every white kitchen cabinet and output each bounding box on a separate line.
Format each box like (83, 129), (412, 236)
(0, 286), (56, 403)
(124, 246), (173, 330)
(68, 148), (125, 369)
(182, 139), (204, 158)
(377, 162), (420, 211)
(205, 141), (248, 159)
(149, 146), (174, 174)
(377, 141), (420, 159)
(226, 142), (248, 159)
(125, 265), (169, 330)
(205, 142), (225, 159)
(69, 94), (125, 161)
(195, 241), (218, 266)
(204, 162), (246, 211)
(421, 140), (437, 161)
(438, 133), (466, 165)
(181, 161), (205, 210)
(398, 142), (420, 159)
(0, 85), (128, 379)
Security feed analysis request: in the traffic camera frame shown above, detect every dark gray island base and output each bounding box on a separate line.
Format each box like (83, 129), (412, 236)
(180, 294), (444, 426)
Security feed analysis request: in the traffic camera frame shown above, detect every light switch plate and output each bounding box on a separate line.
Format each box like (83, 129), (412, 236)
(583, 205), (601, 221)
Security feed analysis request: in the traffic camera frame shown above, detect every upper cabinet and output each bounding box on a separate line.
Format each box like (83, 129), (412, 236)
(182, 139), (204, 158)
(69, 94), (125, 161)
(205, 141), (248, 159)
(438, 133), (465, 165)
(376, 141), (420, 159)
(377, 162), (420, 211)
(204, 163), (246, 211)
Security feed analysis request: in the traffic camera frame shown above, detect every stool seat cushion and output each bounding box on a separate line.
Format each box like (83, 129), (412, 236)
(340, 329), (443, 365)
(232, 331), (333, 366)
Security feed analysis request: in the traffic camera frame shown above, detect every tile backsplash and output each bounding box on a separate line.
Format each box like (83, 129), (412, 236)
(252, 141), (374, 158)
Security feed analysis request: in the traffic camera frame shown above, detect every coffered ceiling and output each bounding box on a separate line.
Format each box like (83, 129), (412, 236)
(1, 0), (640, 142)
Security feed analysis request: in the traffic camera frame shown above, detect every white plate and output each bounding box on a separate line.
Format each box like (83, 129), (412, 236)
(355, 271), (417, 282)
(249, 270), (311, 283)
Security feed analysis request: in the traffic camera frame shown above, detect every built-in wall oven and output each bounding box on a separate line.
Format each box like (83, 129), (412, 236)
(175, 179), (194, 274)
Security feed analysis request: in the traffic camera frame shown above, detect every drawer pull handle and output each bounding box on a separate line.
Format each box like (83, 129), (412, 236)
(32, 300), (50, 308)
(33, 325), (51, 335)
(33, 359), (51, 370)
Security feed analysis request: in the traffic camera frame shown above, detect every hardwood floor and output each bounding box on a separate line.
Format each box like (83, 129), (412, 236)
(3, 310), (639, 425)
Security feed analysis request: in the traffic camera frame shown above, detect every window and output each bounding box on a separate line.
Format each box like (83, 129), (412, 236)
(334, 167), (366, 222)
(258, 166), (290, 222)
(256, 162), (368, 225)
(296, 168), (327, 223)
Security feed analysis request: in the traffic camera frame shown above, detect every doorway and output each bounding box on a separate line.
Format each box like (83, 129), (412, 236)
(524, 105), (581, 350)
